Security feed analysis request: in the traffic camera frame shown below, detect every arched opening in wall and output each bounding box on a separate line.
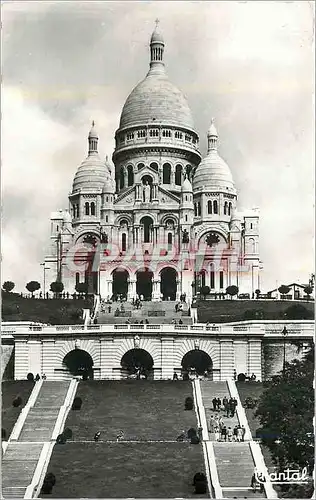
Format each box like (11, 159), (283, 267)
(150, 162), (158, 172)
(175, 165), (182, 185)
(224, 202), (228, 215)
(160, 267), (177, 301)
(210, 264), (215, 290)
(85, 202), (90, 216)
(167, 232), (173, 250)
(136, 268), (153, 300)
(208, 200), (212, 214)
(90, 202), (96, 216)
(140, 216), (153, 243)
(127, 165), (134, 186)
(119, 167), (125, 189)
(213, 200), (218, 214)
(200, 270), (206, 288)
(163, 163), (171, 184)
(63, 349), (94, 379)
(138, 163), (145, 171)
(248, 238), (255, 253)
(194, 203), (197, 216)
(121, 233), (127, 252)
(228, 203), (232, 216)
(121, 349), (154, 380)
(198, 202), (201, 216)
(112, 269), (129, 301)
(141, 175), (153, 186)
(181, 350), (213, 378)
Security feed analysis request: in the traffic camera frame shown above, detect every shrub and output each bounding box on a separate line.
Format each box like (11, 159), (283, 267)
(193, 472), (206, 486)
(237, 372), (246, 382)
(226, 285), (239, 299)
(185, 399), (194, 410)
(278, 285), (290, 296)
(12, 396), (22, 407)
(27, 372), (34, 381)
(45, 473), (56, 486)
(56, 433), (66, 444)
(2, 428), (6, 440)
(63, 428), (73, 440)
(41, 481), (53, 495)
(190, 435), (200, 444)
(195, 480), (207, 494)
(187, 428), (197, 439)
(72, 397), (82, 410)
(2, 281), (15, 293)
(200, 285), (210, 299)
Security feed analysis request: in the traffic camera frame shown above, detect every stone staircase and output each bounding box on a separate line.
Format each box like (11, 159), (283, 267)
(2, 381), (71, 498)
(98, 300), (190, 325)
(213, 442), (264, 498)
(200, 381), (239, 438)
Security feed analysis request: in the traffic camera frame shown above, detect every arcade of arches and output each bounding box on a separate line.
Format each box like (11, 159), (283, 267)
(63, 349), (94, 379)
(109, 267), (179, 301)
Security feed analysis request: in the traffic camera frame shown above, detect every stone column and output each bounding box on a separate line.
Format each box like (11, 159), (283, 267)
(107, 280), (113, 299)
(100, 337), (115, 379)
(128, 280), (136, 300)
(161, 337), (175, 379)
(14, 339), (29, 380)
(152, 279), (161, 301)
(220, 339), (234, 380)
(176, 279), (181, 301)
(247, 339), (262, 381)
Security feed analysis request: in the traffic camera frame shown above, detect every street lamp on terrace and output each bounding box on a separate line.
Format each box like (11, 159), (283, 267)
(282, 326), (288, 376)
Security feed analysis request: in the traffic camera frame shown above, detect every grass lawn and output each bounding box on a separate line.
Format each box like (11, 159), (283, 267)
(197, 299), (314, 323)
(1, 291), (92, 325)
(44, 442), (206, 498)
(65, 380), (198, 441)
(1, 381), (35, 438)
(236, 382), (275, 471)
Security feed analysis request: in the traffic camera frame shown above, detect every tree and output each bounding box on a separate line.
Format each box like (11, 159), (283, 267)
(255, 348), (314, 478)
(278, 285), (290, 297)
(304, 285), (313, 300)
(2, 281), (15, 293)
(50, 281), (64, 298)
(255, 289), (261, 299)
(26, 281), (41, 297)
(75, 282), (88, 296)
(200, 285), (210, 300)
(226, 285), (239, 299)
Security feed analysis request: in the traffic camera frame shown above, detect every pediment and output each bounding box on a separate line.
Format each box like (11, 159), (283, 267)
(158, 187), (180, 205)
(115, 186), (135, 205)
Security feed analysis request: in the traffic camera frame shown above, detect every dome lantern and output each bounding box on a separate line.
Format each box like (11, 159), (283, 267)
(150, 19), (165, 69)
(207, 118), (218, 152)
(88, 120), (98, 155)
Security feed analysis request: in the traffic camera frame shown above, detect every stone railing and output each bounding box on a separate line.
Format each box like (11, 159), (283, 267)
(5, 320), (313, 338)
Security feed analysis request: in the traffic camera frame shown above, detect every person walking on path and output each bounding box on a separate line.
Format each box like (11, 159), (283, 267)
(241, 425), (246, 441)
(212, 397), (217, 411)
(221, 426), (227, 442)
(227, 427), (233, 442)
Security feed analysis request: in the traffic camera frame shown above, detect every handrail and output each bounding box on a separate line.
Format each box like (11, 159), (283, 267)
(226, 379), (252, 441)
(249, 441), (278, 499)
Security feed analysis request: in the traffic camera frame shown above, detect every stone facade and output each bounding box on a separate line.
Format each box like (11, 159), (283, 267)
(44, 26), (261, 300)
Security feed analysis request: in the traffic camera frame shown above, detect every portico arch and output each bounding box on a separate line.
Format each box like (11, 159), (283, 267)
(121, 348), (154, 379)
(63, 349), (94, 379)
(181, 350), (213, 377)
(136, 268), (153, 300)
(160, 267), (177, 301)
(112, 268), (129, 300)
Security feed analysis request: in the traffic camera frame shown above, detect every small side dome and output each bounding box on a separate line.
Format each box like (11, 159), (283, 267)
(88, 120), (98, 139)
(182, 177), (193, 192)
(102, 176), (115, 194)
(208, 118), (218, 137)
(151, 28), (164, 44)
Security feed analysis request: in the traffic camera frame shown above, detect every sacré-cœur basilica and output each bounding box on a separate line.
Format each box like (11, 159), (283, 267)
(44, 24), (261, 303)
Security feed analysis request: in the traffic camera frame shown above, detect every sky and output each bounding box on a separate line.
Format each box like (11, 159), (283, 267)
(2, 0), (315, 292)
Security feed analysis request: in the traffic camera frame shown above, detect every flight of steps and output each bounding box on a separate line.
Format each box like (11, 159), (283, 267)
(201, 381), (239, 437)
(2, 381), (71, 498)
(214, 442), (265, 498)
(98, 300), (190, 325)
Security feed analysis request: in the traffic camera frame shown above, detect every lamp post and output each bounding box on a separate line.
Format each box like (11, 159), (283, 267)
(282, 326), (288, 376)
(40, 263), (50, 297)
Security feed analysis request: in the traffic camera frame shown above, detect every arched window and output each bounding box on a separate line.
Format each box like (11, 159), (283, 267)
(85, 202), (90, 216)
(186, 165), (192, 180)
(76, 204), (79, 218)
(76, 272), (80, 286)
(175, 165), (182, 185)
(194, 203), (197, 217)
(228, 202), (232, 216)
(150, 162), (158, 172)
(210, 269), (215, 289)
(127, 165), (134, 186)
(138, 163), (145, 171)
(198, 202), (201, 216)
(140, 216), (153, 243)
(163, 163), (171, 184)
(167, 232), (173, 249)
(208, 200), (212, 214)
(224, 202), (228, 215)
(105, 215), (108, 223)
(213, 200), (218, 214)
(185, 214), (188, 222)
(119, 167), (125, 189)
(122, 233), (127, 252)
(250, 222), (253, 229)
(248, 238), (255, 253)
(201, 271), (206, 288)
(90, 202), (96, 216)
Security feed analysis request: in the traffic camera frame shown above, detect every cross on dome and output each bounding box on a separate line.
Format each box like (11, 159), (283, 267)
(155, 18), (160, 28)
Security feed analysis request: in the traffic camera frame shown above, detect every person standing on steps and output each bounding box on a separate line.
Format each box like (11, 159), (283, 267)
(241, 425), (246, 441)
